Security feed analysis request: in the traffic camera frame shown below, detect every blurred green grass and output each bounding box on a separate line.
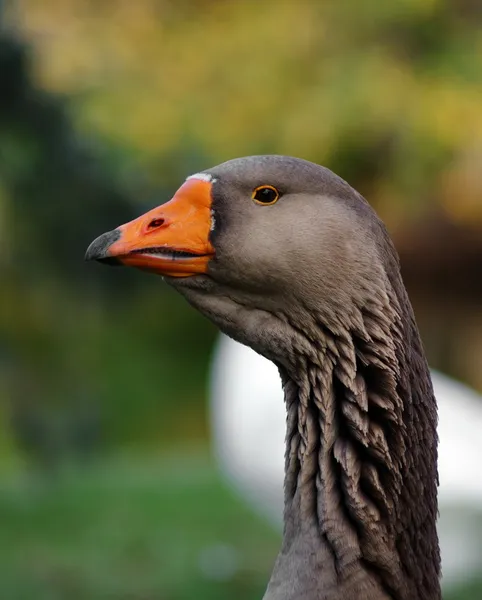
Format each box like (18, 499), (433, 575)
(0, 449), (480, 600)
(0, 449), (279, 600)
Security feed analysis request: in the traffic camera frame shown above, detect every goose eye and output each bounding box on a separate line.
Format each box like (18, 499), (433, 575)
(252, 185), (280, 205)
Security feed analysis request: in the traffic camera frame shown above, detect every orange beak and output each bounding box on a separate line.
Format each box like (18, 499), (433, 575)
(85, 178), (215, 277)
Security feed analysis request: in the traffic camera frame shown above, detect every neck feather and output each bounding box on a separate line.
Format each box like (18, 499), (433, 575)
(266, 285), (440, 600)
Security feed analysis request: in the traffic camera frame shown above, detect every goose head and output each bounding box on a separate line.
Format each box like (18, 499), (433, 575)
(86, 155), (440, 600)
(86, 156), (398, 372)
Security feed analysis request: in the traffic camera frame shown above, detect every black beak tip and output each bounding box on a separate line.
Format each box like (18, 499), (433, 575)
(85, 229), (121, 263)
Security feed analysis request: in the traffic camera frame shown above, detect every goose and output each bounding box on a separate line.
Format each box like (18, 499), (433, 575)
(86, 155), (441, 600)
(210, 333), (482, 589)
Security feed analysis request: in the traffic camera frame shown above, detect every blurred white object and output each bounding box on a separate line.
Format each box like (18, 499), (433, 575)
(210, 333), (482, 589)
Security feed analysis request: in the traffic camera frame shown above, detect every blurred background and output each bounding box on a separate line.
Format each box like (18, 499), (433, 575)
(0, 0), (481, 598)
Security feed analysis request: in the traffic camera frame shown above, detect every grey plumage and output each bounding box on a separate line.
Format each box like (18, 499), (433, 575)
(88, 155), (441, 600)
(170, 156), (440, 600)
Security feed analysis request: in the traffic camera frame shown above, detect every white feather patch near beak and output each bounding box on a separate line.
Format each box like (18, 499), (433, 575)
(186, 172), (217, 183)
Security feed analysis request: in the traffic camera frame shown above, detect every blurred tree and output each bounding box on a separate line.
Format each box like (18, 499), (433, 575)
(0, 22), (218, 458)
(0, 31), (137, 281)
(12, 0), (482, 228)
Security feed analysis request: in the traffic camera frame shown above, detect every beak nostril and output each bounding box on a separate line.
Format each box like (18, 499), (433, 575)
(148, 218), (165, 229)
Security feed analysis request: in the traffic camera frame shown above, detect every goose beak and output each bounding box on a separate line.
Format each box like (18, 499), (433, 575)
(85, 178), (215, 278)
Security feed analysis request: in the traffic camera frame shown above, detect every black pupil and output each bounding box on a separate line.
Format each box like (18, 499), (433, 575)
(256, 187), (277, 203)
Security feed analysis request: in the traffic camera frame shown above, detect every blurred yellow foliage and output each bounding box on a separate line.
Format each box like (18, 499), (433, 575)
(14, 0), (482, 223)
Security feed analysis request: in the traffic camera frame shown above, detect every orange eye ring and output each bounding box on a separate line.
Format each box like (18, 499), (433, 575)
(252, 185), (280, 206)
